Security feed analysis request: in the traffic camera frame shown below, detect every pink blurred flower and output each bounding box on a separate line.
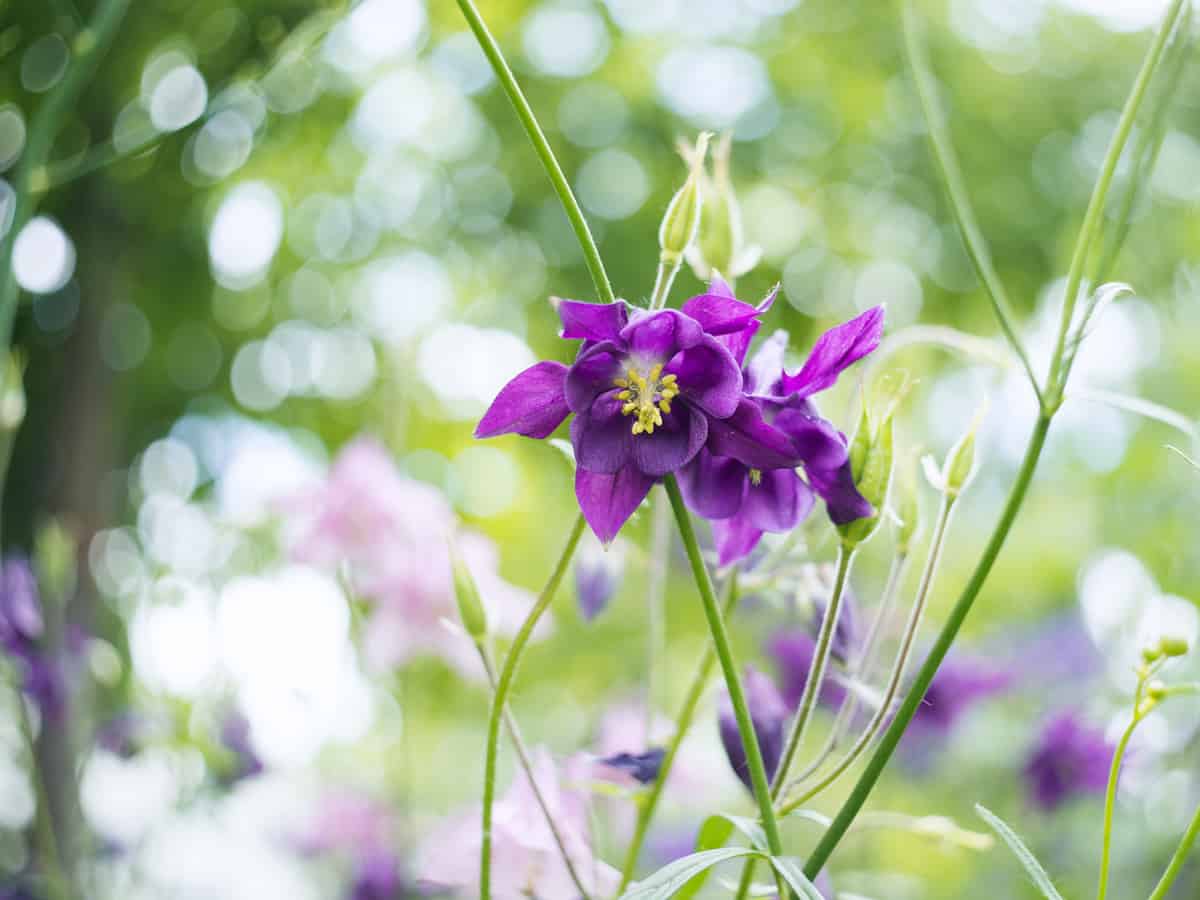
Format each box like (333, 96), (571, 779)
(298, 789), (395, 857)
(417, 748), (618, 899)
(286, 437), (549, 677)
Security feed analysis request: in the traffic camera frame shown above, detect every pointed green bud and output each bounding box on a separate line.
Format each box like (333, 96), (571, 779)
(839, 413), (895, 549)
(0, 352), (25, 433)
(846, 403), (872, 484)
(685, 132), (761, 281)
(1159, 636), (1189, 658)
(1142, 645), (1163, 665)
(35, 518), (76, 603)
(658, 132), (710, 265)
(943, 427), (977, 500)
(450, 543), (488, 641)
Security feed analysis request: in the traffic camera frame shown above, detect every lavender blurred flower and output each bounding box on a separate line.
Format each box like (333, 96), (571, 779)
(476, 282), (800, 542)
(718, 666), (788, 790)
(909, 654), (1012, 736)
(219, 710), (264, 784)
(417, 748), (618, 899)
(767, 630), (846, 711)
(287, 437), (545, 678)
(0, 556), (69, 721)
(599, 748), (665, 785)
(679, 304), (883, 564)
(299, 790), (408, 900)
(350, 848), (406, 900)
(811, 590), (859, 666)
(1024, 711), (1114, 811)
(575, 535), (624, 622)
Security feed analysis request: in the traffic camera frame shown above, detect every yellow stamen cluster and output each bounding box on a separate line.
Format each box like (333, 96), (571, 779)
(749, 468), (763, 486)
(614, 363), (679, 435)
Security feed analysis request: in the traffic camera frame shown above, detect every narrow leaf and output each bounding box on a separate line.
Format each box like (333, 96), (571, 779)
(975, 804), (1065, 900)
(620, 847), (761, 900)
(769, 856), (827, 899)
(675, 814), (767, 900)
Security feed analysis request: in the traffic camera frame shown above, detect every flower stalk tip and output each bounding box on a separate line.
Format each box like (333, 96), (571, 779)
(450, 542), (489, 641)
(658, 132), (711, 267)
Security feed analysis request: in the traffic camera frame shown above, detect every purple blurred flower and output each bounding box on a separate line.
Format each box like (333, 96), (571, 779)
(767, 630), (846, 711)
(599, 748), (665, 785)
(679, 303), (883, 564)
(1024, 712), (1113, 811)
(219, 711), (264, 784)
(575, 536), (623, 622)
(718, 666), (788, 791)
(909, 655), (1012, 736)
(812, 590), (859, 667)
(350, 848), (406, 900)
(477, 281), (799, 542)
(0, 557), (41, 654)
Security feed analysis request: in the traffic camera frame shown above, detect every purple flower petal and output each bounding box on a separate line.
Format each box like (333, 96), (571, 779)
(773, 404), (849, 471)
(1023, 711), (1112, 811)
(742, 468), (813, 533)
(599, 748), (665, 785)
(666, 335), (743, 418)
(475, 361), (570, 439)
(680, 292), (761, 336)
(705, 398), (801, 470)
(780, 306), (885, 398)
(558, 299), (630, 342)
(744, 330), (788, 396)
(708, 274), (736, 299)
(677, 450), (748, 520)
(571, 393), (634, 474)
(565, 341), (625, 414)
(620, 309), (704, 359)
(575, 467), (656, 544)
(807, 458), (873, 525)
(630, 401), (708, 477)
(716, 319), (759, 368)
(718, 666), (787, 790)
(712, 514), (765, 566)
(767, 630), (846, 710)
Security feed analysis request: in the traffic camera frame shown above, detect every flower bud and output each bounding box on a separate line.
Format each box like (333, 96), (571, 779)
(1147, 679), (1167, 702)
(658, 132), (710, 266)
(1159, 636), (1189, 658)
(943, 424), (978, 500)
(34, 519), (75, 605)
(718, 666), (787, 792)
(1141, 646), (1162, 664)
(0, 352), (25, 433)
(838, 412), (895, 549)
(684, 132), (761, 281)
(449, 543), (488, 641)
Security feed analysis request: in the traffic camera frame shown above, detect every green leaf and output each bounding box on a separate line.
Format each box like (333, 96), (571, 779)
(769, 856), (828, 899)
(674, 814), (767, 900)
(620, 847), (761, 900)
(974, 804), (1064, 900)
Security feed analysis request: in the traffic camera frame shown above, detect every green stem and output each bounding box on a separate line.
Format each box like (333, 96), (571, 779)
(616, 571), (742, 892)
(648, 258), (681, 310)
(899, 0), (1042, 408)
(1148, 800), (1200, 900)
(804, 413), (1052, 879)
(0, 0), (132, 350)
(662, 476), (788, 897)
(1097, 710), (1142, 900)
(1045, 0), (1188, 406)
(771, 544), (855, 800)
(454, 0), (615, 306)
(644, 491), (670, 741)
(14, 687), (71, 900)
(779, 494), (956, 814)
(479, 514), (586, 900)
(476, 644), (593, 900)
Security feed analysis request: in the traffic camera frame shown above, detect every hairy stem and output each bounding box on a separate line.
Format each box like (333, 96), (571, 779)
(616, 571), (742, 892)
(454, 0), (615, 305)
(479, 514), (586, 900)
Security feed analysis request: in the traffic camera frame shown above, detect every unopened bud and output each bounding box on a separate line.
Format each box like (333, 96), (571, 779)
(450, 543), (488, 640)
(658, 132), (710, 265)
(839, 413), (895, 549)
(1142, 646), (1163, 665)
(684, 132), (761, 281)
(34, 518), (75, 603)
(0, 352), (25, 432)
(1147, 680), (1167, 701)
(1159, 636), (1190, 658)
(944, 429), (977, 499)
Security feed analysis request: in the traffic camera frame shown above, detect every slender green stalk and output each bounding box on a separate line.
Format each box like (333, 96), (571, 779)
(648, 259), (681, 310)
(479, 514), (586, 900)
(804, 413), (1052, 878)
(0, 0), (131, 350)
(1045, 0), (1188, 406)
(771, 544), (855, 800)
(454, 0), (615, 305)
(476, 645), (593, 900)
(899, 0), (1042, 408)
(616, 571), (742, 892)
(779, 494), (956, 814)
(662, 476), (788, 899)
(14, 687), (71, 900)
(644, 491), (670, 741)
(1097, 710), (1142, 900)
(1148, 800), (1200, 900)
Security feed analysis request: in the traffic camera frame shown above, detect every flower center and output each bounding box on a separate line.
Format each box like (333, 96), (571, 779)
(613, 363), (679, 435)
(749, 468), (763, 486)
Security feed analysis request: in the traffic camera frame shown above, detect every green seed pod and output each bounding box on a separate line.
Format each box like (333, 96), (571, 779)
(839, 413), (895, 549)
(658, 132), (710, 265)
(450, 543), (488, 641)
(1159, 635), (1190, 658)
(685, 132), (761, 282)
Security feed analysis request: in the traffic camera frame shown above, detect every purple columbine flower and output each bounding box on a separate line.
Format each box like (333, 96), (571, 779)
(767, 630), (846, 711)
(476, 281), (799, 542)
(909, 654), (1011, 737)
(678, 294), (884, 565)
(599, 747), (665, 785)
(0, 556), (42, 656)
(1024, 711), (1113, 812)
(350, 848), (405, 900)
(718, 666), (787, 790)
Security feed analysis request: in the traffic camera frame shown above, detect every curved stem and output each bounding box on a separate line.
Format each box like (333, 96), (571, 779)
(648, 259), (681, 311)
(804, 413), (1052, 879)
(476, 644), (593, 900)
(899, 0), (1042, 408)
(0, 0), (132, 349)
(1097, 711), (1142, 900)
(454, 0), (615, 306)
(1046, 0), (1188, 404)
(616, 571), (742, 892)
(662, 476), (788, 896)
(1148, 799), (1200, 900)
(771, 544), (855, 800)
(779, 495), (956, 814)
(479, 514), (586, 900)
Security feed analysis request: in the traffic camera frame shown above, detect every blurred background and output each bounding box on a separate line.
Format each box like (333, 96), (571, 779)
(2, 0), (1200, 897)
